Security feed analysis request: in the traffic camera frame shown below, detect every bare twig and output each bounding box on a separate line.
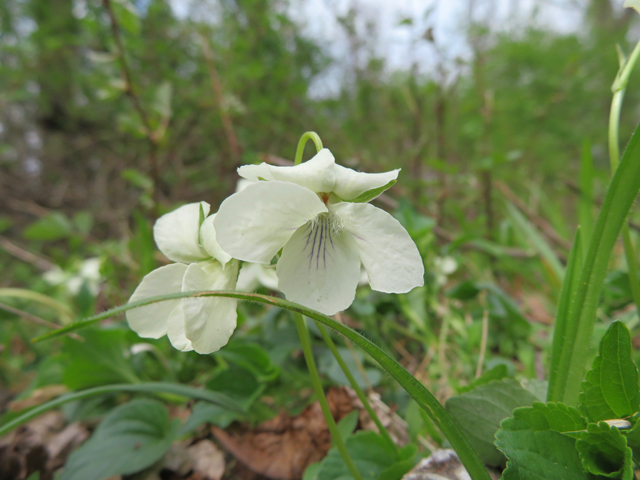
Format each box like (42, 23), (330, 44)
(102, 0), (159, 207)
(200, 33), (242, 163)
(0, 235), (54, 271)
(0, 301), (83, 341)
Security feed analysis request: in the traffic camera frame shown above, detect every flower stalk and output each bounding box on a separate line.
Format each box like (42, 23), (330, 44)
(294, 313), (364, 480)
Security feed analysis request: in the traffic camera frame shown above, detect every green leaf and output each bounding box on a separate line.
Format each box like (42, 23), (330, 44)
(60, 399), (179, 480)
(579, 321), (640, 422)
(112, 0), (140, 35)
(62, 329), (140, 389)
(495, 402), (589, 480)
(23, 212), (73, 241)
(579, 141), (595, 247)
(549, 120), (640, 407)
(336, 410), (359, 440)
(73, 211), (93, 236)
(206, 366), (265, 411)
(347, 180), (396, 203)
(446, 379), (539, 467)
(316, 431), (409, 480)
(576, 422), (634, 479)
(318, 347), (382, 389)
(547, 228), (583, 402)
(506, 202), (564, 288)
(623, 416), (640, 460)
(216, 342), (280, 382)
(458, 364), (509, 393)
(378, 444), (417, 480)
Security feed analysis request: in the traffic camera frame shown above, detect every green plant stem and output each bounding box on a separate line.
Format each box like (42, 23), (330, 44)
(294, 314), (363, 480)
(315, 321), (399, 454)
(0, 382), (242, 437)
(609, 43), (640, 316)
(35, 291), (494, 480)
(294, 131), (323, 165)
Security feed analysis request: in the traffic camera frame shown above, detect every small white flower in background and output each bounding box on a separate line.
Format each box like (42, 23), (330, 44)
(214, 149), (424, 315)
(433, 256), (457, 287)
(44, 257), (103, 296)
(126, 202), (239, 354)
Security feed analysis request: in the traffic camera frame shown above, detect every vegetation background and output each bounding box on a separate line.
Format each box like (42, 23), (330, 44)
(2, 0), (640, 479)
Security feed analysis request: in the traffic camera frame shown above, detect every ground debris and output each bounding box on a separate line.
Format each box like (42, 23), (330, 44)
(212, 387), (354, 480)
(0, 411), (89, 480)
(402, 450), (501, 480)
(161, 439), (226, 480)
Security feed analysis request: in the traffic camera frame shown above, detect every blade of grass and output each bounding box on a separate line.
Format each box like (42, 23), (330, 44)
(579, 140), (594, 249)
(547, 228), (583, 402)
(549, 119), (640, 406)
(506, 202), (564, 289)
(32, 290), (493, 480)
(0, 382), (243, 437)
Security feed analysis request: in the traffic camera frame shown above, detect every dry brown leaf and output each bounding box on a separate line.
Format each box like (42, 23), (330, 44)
(212, 387), (354, 480)
(0, 410), (89, 480)
(186, 440), (225, 480)
(345, 389), (409, 446)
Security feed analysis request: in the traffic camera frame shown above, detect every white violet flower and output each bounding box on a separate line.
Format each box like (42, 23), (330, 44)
(214, 149), (424, 315)
(126, 202), (239, 354)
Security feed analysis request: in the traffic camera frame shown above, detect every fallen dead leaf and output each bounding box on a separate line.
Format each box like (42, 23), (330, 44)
(162, 440), (225, 480)
(212, 387), (354, 480)
(346, 389), (409, 446)
(0, 410), (89, 480)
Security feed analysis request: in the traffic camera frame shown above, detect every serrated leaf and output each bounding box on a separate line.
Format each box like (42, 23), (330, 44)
(60, 399), (180, 480)
(495, 402), (589, 480)
(347, 180), (396, 203)
(576, 422), (633, 479)
(445, 379), (539, 466)
(579, 321), (640, 422)
(623, 416), (640, 460)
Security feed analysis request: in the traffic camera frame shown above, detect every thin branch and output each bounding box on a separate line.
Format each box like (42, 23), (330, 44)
(0, 235), (54, 271)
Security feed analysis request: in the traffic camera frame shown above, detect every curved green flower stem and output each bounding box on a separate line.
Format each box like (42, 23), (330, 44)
(0, 382), (243, 437)
(34, 291), (493, 480)
(294, 314), (364, 480)
(294, 131), (323, 165)
(315, 321), (399, 454)
(609, 39), (640, 315)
